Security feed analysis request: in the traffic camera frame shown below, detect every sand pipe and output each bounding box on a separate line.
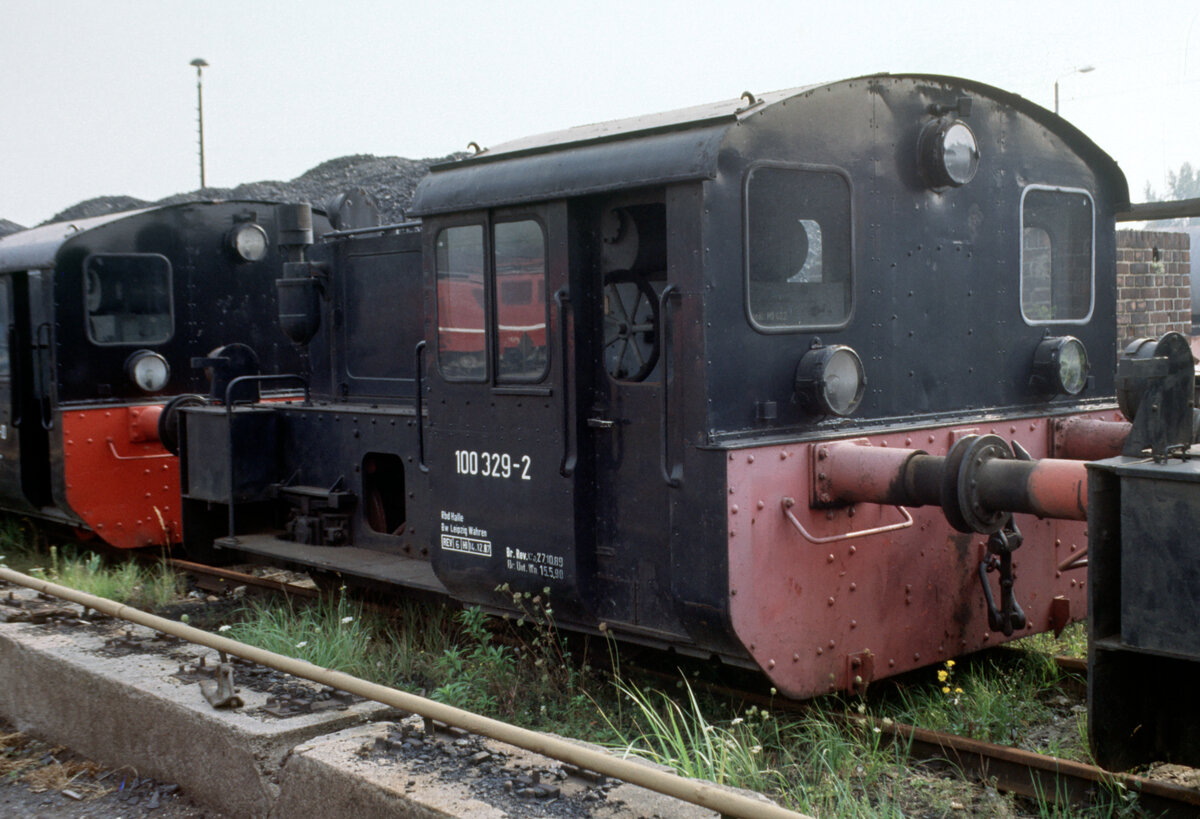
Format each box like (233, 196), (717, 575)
(0, 567), (809, 819)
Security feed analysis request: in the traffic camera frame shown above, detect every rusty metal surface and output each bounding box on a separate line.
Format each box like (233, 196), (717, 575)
(877, 718), (1200, 816)
(631, 660), (1197, 816)
(725, 413), (1110, 698)
(164, 558), (320, 599)
(1052, 416), (1131, 460)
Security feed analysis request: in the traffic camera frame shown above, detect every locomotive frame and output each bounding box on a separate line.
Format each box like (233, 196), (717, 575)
(176, 74), (1138, 699)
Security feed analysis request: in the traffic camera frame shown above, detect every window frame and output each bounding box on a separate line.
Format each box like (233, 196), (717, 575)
(1019, 184), (1096, 327)
(432, 212), (551, 385)
(82, 252), (175, 347)
(492, 215), (550, 385)
(742, 161), (856, 334)
(434, 220), (490, 383)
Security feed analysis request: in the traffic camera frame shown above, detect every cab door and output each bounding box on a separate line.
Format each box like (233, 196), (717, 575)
(570, 194), (683, 634)
(423, 204), (585, 615)
(0, 276), (19, 504)
(0, 271), (53, 512)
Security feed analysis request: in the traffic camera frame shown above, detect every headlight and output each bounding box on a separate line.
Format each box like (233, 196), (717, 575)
(125, 350), (170, 393)
(795, 345), (866, 417)
(1031, 336), (1089, 396)
(919, 120), (980, 188)
(228, 222), (269, 262)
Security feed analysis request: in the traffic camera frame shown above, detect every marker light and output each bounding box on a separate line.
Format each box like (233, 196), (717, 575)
(920, 120), (980, 188)
(1031, 336), (1089, 396)
(126, 350), (170, 393)
(795, 345), (866, 417)
(228, 222), (269, 262)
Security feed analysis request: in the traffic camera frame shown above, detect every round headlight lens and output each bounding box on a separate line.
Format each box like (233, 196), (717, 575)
(1031, 336), (1088, 397)
(229, 223), (269, 262)
(920, 119), (980, 188)
(1057, 339), (1088, 395)
(126, 351), (170, 393)
(795, 345), (867, 417)
(941, 122), (979, 186)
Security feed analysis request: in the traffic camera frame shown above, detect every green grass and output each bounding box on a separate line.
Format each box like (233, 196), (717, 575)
(11, 544), (181, 610)
(601, 675), (914, 816)
(1017, 622), (1088, 659)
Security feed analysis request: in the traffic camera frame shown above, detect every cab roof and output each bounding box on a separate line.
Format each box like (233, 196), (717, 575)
(409, 74), (1128, 217)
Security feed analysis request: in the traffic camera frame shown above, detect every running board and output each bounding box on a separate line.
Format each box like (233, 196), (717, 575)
(213, 534), (447, 595)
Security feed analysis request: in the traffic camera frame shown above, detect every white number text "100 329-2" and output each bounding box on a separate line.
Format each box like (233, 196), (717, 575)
(454, 450), (532, 480)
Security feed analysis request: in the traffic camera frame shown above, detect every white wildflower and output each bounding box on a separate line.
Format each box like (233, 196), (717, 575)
(341, 616), (354, 624)
(296, 641), (308, 648)
(218, 625), (232, 633)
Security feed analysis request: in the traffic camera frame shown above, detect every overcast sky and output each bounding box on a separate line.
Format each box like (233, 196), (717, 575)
(1, 0), (1197, 227)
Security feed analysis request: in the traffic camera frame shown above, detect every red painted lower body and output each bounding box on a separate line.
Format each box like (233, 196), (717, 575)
(61, 406), (179, 549)
(725, 411), (1117, 697)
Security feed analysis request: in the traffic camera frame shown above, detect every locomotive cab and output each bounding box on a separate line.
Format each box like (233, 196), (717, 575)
(0, 202), (332, 548)
(408, 74), (1129, 693)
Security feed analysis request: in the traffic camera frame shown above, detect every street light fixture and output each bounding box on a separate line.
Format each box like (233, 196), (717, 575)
(1054, 65), (1095, 115)
(190, 58), (209, 189)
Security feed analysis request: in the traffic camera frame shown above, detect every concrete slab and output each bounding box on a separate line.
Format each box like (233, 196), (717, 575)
(271, 717), (732, 818)
(0, 585), (781, 818)
(0, 587), (395, 817)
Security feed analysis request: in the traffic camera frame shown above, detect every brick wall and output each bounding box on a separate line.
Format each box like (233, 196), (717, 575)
(1116, 230), (1192, 349)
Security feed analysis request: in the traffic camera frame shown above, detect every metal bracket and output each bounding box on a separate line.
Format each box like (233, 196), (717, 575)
(200, 658), (244, 709)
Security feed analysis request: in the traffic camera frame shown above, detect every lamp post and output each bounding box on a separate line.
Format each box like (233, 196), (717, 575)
(1054, 65), (1094, 115)
(190, 58), (208, 189)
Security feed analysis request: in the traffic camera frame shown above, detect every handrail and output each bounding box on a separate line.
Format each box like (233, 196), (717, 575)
(222, 373), (310, 541)
(554, 288), (575, 477)
(36, 322), (52, 430)
(781, 497), (914, 544)
(106, 439), (173, 461)
(1115, 196), (1200, 222)
(658, 285), (681, 488)
(9, 325), (21, 428)
(414, 340), (428, 473)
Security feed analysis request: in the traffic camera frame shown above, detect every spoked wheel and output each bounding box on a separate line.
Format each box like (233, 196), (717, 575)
(602, 270), (660, 381)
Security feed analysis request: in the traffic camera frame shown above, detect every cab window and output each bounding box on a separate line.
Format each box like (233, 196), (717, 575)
(494, 220), (547, 382)
(746, 166), (852, 330)
(84, 254), (173, 345)
(435, 225), (486, 380)
(1021, 187), (1094, 323)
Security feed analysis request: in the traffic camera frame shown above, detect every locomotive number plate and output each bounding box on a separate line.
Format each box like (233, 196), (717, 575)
(454, 449), (532, 480)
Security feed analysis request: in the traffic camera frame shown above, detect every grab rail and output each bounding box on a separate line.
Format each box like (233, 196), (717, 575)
(555, 288), (576, 477)
(414, 340), (428, 473)
(658, 285), (681, 488)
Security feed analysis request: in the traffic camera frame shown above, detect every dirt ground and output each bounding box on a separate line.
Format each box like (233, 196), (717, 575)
(0, 720), (226, 819)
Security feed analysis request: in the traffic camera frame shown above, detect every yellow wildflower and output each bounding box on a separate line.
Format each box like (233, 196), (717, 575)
(942, 686), (951, 694)
(937, 669), (949, 682)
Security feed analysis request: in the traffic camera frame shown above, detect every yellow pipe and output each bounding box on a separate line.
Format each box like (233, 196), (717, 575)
(0, 567), (809, 819)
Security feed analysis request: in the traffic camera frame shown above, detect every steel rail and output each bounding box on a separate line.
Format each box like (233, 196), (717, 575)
(0, 567), (807, 819)
(627, 663), (1200, 816)
(163, 557), (320, 599)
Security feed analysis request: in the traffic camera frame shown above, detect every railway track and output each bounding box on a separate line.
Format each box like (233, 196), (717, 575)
(629, 663), (1199, 817)
(153, 555), (1200, 815)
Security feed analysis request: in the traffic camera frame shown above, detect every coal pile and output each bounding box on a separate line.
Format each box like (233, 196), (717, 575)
(0, 218), (24, 238)
(30, 152), (465, 229)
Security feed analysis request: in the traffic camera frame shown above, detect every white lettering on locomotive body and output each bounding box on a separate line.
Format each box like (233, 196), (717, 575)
(503, 545), (565, 581)
(438, 511), (491, 557)
(453, 449), (532, 480)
